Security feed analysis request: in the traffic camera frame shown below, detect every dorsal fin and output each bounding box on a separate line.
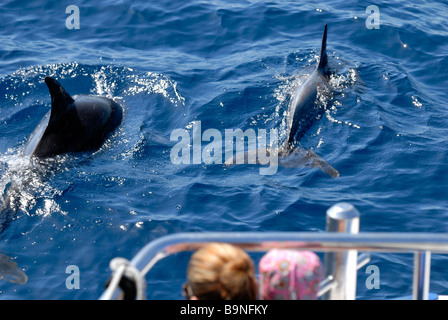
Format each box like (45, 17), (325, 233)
(316, 24), (328, 72)
(44, 77), (75, 121)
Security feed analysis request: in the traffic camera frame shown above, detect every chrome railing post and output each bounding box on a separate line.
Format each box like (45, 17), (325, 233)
(413, 251), (431, 300)
(323, 203), (360, 300)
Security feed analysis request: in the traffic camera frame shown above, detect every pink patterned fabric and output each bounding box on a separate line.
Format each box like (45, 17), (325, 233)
(259, 249), (323, 300)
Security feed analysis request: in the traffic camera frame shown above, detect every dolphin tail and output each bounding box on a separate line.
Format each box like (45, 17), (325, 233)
(279, 147), (339, 178)
(44, 77), (75, 123)
(225, 146), (339, 178)
(316, 24), (328, 73)
(306, 149), (339, 178)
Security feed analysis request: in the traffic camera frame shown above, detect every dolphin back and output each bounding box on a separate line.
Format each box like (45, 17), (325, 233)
(0, 253), (28, 284)
(26, 77), (123, 158)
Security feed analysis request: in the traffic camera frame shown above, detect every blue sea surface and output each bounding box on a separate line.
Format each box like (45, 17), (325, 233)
(0, 0), (447, 299)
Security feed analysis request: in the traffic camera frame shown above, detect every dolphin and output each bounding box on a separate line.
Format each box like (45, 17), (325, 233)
(0, 253), (28, 284)
(283, 24), (330, 150)
(226, 24), (339, 177)
(24, 77), (123, 158)
(278, 24), (339, 177)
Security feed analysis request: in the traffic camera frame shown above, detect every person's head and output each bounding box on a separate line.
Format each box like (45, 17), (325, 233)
(184, 243), (257, 300)
(259, 249), (323, 300)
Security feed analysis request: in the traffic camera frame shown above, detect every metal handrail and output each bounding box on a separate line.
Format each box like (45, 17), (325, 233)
(129, 232), (448, 271)
(100, 203), (448, 300)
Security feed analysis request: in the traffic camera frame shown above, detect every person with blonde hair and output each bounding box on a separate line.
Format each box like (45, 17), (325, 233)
(183, 243), (257, 300)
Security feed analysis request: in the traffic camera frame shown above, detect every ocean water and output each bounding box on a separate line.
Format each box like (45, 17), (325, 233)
(0, 0), (447, 300)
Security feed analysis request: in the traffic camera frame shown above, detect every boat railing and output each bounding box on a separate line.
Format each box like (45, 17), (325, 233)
(99, 203), (448, 300)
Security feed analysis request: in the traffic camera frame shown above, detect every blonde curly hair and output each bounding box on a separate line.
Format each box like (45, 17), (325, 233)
(186, 243), (257, 300)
